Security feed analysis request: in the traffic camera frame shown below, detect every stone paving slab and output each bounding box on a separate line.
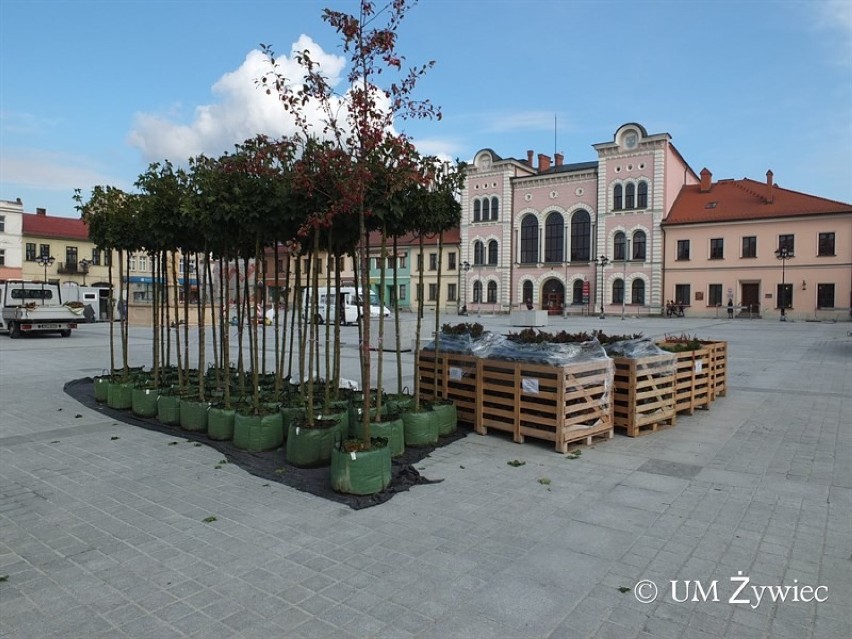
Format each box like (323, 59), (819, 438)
(1, 317), (850, 638)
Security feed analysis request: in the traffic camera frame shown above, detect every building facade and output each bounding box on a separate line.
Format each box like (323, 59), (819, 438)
(460, 123), (698, 316)
(663, 169), (852, 321)
(0, 199), (24, 281)
(460, 122), (851, 320)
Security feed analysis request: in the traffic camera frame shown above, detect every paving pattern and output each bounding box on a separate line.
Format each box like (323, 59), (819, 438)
(1, 316), (850, 638)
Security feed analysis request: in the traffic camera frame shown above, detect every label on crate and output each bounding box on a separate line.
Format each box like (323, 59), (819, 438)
(694, 361), (703, 373)
(449, 367), (463, 380)
(521, 378), (539, 394)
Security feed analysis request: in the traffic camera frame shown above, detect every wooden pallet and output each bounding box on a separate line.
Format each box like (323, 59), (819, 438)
(416, 350), (477, 424)
(611, 353), (677, 437)
(476, 357), (613, 453)
(658, 345), (713, 414)
(702, 340), (728, 400)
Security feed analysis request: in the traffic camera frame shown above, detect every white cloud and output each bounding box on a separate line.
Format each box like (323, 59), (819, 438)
(411, 137), (464, 159)
(0, 147), (124, 191)
(484, 110), (560, 133)
(127, 35), (348, 162)
(0, 111), (62, 136)
(809, 0), (852, 66)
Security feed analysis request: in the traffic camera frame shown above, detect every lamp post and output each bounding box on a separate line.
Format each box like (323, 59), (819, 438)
(596, 254), (609, 319)
(460, 260), (470, 314)
(35, 255), (55, 305)
(621, 239), (630, 321)
(774, 246), (793, 321)
(79, 258), (92, 286)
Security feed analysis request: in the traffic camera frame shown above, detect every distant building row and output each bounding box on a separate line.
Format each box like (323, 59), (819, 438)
(2, 122), (850, 321)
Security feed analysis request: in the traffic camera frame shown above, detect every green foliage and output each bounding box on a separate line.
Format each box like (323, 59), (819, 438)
(659, 333), (703, 352)
(441, 322), (485, 338)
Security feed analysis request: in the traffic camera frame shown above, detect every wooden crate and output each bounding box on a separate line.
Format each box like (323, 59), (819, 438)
(611, 353), (677, 437)
(476, 357), (613, 453)
(416, 350), (477, 424)
(702, 340), (728, 400)
(657, 345), (713, 414)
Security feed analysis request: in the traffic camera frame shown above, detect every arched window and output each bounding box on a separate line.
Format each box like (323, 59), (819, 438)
(614, 232), (626, 261)
(570, 210), (591, 261)
(637, 181), (648, 208)
(632, 279), (645, 305)
(572, 279), (584, 304)
(522, 281), (533, 306)
(612, 278), (624, 304)
(473, 199), (481, 223)
(625, 183), (635, 209)
(482, 198), (490, 221)
(491, 196), (499, 221)
(544, 212), (564, 262)
(487, 240), (498, 265)
(520, 215), (539, 264)
(487, 281), (497, 303)
(473, 241), (485, 266)
(473, 281), (482, 303)
(613, 184), (623, 211)
(632, 230), (646, 261)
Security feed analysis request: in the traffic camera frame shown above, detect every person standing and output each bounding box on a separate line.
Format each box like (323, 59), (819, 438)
(727, 298), (734, 319)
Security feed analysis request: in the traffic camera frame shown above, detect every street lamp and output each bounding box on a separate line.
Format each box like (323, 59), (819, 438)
(35, 255), (55, 305)
(79, 258), (92, 286)
(621, 239), (630, 321)
(774, 246), (793, 321)
(460, 260), (470, 315)
(596, 254), (609, 319)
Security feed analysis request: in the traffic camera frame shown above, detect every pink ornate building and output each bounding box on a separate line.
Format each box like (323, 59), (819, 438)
(461, 123), (697, 316)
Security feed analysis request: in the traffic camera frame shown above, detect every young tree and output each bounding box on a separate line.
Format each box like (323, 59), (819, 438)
(261, 0), (441, 446)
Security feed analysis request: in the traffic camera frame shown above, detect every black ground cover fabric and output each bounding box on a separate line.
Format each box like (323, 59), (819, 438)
(65, 378), (468, 510)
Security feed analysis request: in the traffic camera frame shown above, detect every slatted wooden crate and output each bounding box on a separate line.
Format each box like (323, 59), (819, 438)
(611, 353), (677, 436)
(701, 340), (728, 400)
(476, 357), (613, 453)
(416, 350), (477, 424)
(657, 345), (712, 414)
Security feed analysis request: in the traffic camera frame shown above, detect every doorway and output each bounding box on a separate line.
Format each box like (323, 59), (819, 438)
(542, 278), (564, 314)
(740, 282), (760, 317)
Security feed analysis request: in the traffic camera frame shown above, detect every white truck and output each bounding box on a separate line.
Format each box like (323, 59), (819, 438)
(0, 281), (80, 338)
(303, 286), (391, 325)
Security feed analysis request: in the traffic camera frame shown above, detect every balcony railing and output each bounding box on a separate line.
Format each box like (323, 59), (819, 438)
(57, 261), (79, 274)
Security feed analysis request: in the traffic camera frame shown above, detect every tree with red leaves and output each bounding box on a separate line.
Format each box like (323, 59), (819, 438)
(261, 0), (442, 447)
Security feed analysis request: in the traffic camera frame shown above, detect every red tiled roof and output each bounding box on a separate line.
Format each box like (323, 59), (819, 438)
(22, 212), (89, 240)
(665, 178), (852, 226)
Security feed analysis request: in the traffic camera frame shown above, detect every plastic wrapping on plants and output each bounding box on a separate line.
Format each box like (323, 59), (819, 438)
(66, 378), (457, 510)
(485, 335), (609, 366)
(604, 337), (669, 358)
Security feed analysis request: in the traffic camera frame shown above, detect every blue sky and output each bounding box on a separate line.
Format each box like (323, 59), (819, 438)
(1, 0), (850, 219)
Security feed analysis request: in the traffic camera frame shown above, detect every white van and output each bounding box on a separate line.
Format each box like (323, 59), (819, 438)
(305, 287), (390, 325)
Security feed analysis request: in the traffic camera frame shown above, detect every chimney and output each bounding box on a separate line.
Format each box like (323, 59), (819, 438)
(526, 150), (534, 167)
(36, 207), (47, 216)
(699, 168), (712, 193)
(538, 153), (551, 172)
(554, 152), (564, 167)
(766, 170), (774, 204)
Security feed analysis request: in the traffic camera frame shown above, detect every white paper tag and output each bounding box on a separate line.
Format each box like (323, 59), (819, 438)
(449, 367), (463, 380)
(522, 378), (539, 394)
(296, 427), (300, 435)
(694, 361), (703, 373)
(350, 452), (357, 460)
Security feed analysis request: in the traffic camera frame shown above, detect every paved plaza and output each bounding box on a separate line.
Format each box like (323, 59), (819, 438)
(1, 314), (850, 638)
